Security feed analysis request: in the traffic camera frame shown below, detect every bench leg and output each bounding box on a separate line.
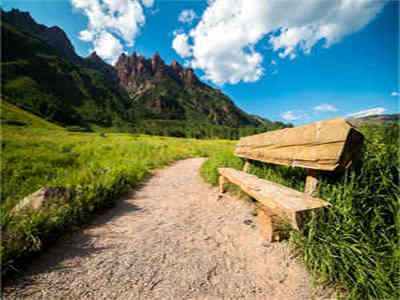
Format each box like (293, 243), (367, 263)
(219, 175), (229, 193)
(258, 209), (273, 242)
(258, 209), (283, 242)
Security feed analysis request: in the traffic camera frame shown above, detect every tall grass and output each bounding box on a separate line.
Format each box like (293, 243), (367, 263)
(1, 122), (235, 277)
(200, 123), (399, 300)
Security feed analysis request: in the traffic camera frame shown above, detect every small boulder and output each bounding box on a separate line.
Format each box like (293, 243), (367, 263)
(12, 187), (73, 215)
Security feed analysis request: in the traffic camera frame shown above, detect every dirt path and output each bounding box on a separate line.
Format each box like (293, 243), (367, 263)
(3, 158), (329, 300)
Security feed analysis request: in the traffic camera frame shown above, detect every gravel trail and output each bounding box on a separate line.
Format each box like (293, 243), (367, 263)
(3, 158), (329, 300)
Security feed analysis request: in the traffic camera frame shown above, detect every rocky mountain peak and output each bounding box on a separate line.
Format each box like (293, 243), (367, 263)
(3, 8), (79, 62)
(115, 52), (202, 98)
(170, 60), (183, 71)
(151, 53), (166, 77)
(152, 52), (162, 61)
(83, 51), (119, 83)
(87, 51), (104, 63)
(3, 9), (42, 33)
(118, 52), (128, 60)
(183, 67), (199, 87)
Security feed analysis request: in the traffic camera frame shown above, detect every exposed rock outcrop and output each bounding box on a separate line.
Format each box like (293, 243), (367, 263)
(114, 51), (202, 98)
(11, 187), (74, 215)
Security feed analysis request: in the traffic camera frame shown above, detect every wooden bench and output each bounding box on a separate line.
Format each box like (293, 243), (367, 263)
(218, 118), (364, 242)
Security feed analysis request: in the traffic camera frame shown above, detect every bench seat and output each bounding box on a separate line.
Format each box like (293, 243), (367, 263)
(218, 167), (330, 230)
(216, 119), (363, 242)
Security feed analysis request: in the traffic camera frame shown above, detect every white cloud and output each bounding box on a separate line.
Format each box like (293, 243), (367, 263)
(79, 29), (95, 42)
(281, 110), (308, 121)
(391, 92), (399, 96)
(172, 0), (387, 85)
(141, 0), (154, 8)
(172, 33), (192, 58)
(178, 9), (197, 24)
(71, 0), (148, 62)
(346, 107), (386, 118)
(92, 31), (123, 64)
(313, 104), (339, 112)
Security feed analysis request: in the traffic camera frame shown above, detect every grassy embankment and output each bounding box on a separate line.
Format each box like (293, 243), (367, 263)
(200, 122), (399, 300)
(1, 100), (236, 277)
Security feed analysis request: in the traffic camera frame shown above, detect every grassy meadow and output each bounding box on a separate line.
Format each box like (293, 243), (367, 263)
(2, 100), (399, 300)
(1, 101), (236, 276)
(201, 122), (399, 300)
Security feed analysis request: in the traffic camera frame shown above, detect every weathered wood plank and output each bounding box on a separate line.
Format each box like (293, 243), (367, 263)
(235, 118), (364, 171)
(217, 168), (330, 228)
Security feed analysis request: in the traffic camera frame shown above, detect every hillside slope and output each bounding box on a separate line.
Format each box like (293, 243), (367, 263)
(1, 19), (153, 130)
(347, 113), (399, 126)
(1, 100), (64, 130)
(1, 8), (289, 137)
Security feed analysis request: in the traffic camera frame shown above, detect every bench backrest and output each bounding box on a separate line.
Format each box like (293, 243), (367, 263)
(235, 118), (364, 172)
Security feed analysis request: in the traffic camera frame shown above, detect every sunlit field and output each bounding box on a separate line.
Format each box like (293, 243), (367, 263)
(1, 101), (236, 276)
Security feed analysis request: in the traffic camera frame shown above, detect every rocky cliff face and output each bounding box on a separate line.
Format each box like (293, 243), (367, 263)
(112, 51), (263, 127)
(114, 52), (201, 99)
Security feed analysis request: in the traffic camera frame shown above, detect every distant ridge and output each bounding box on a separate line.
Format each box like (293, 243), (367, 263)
(347, 113), (399, 126)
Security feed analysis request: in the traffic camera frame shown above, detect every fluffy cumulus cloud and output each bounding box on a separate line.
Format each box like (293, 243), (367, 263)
(347, 107), (386, 118)
(92, 31), (124, 62)
(172, 33), (192, 58)
(71, 0), (151, 63)
(313, 104), (339, 112)
(281, 110), (308, 121)
(141, 0), (154, 8)
(391, 91), (399, 96)
(178, 9), (197, 24)
(172, 0), (387, 85)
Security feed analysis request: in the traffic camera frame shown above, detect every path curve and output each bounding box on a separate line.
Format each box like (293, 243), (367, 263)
(4, 158), (326, 300)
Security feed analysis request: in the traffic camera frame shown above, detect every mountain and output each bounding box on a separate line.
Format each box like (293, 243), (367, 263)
(347, 114), (400, 126)
(114, 52), (266, 127)
(1, 13), (143, 129)
(1, 8), (288, 138)
(2, 8), (80, 63)
(2, 8), (119, 83)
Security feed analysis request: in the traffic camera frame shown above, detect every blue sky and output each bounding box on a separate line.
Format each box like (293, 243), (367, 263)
(3, 0), (399, 125)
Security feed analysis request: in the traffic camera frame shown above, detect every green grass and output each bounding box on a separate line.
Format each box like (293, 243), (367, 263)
(1, 103), (236, 277)
(200, 123), (399, 300)
(2, 99), (398, 299)
(1, 100), (64, 130)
